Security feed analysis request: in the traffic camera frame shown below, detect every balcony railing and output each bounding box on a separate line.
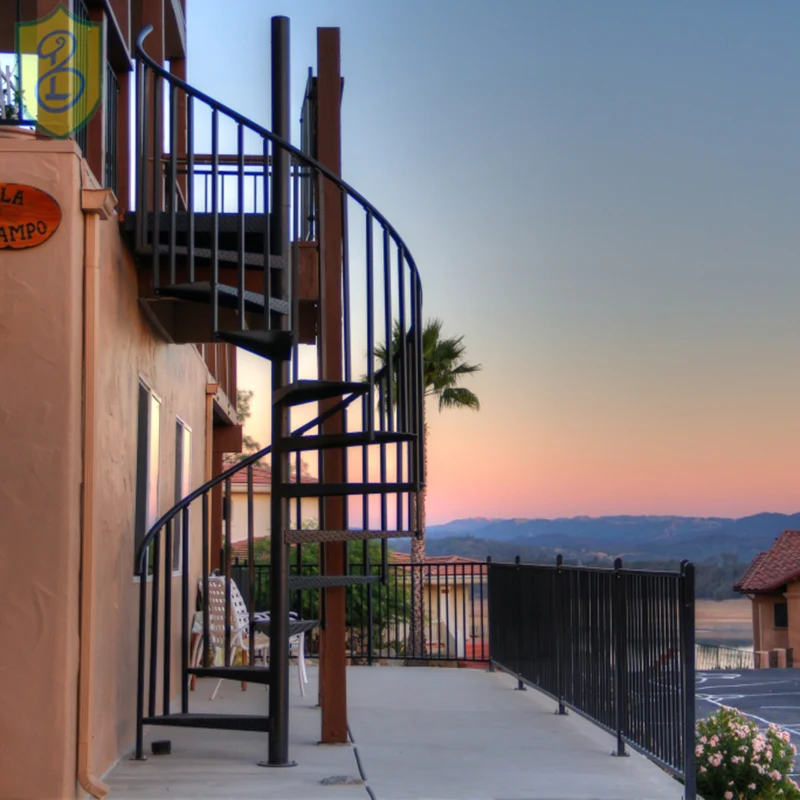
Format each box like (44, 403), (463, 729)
(488, 556), (696, 800)
(228, 559), (490, 664)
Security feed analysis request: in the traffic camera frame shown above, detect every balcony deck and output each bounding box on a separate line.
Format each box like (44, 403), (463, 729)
(107, 666), (685, 799)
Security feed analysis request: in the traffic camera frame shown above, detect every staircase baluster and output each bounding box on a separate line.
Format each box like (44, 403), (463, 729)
(341, 193), (351, 383)
(224, 478), (232, 666)
(247, 466), (255, 668)
(365, 210), (374, 438)
(237, 124), (245, 327)
(149, 531), (161, 718)
(163, 519), (172, 715)
(202, 493), (210, 668)
(181, 506), (190, 712)
(135, 539), (148, 759)
(134, 60), (146, 251)
(187, 96), (195, 282)
(211, 109), (220, 332)
(382, 226), (394, 434)
(262, 136), (271, 331)
(168, 83), (178, 285)
(153, 74), (163, 288)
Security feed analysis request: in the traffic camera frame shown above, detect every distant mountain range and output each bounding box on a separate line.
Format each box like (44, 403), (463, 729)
(393, 513), (800, 565)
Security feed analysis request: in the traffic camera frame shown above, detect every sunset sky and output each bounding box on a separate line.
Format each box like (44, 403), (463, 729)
(188, 1), (800, 524)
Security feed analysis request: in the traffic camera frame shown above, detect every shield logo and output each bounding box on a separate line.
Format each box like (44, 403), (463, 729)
(16, 4), (103, 139)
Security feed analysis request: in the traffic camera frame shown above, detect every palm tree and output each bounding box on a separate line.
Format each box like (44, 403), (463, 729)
(375, 318), (481, 658)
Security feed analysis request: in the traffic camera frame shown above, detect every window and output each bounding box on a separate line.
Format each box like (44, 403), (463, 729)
(134, 380), (161, 574)
(173, 419), (192, 572)
(774, 602), (788, 629)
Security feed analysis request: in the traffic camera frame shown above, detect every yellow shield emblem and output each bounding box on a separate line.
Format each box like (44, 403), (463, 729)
(16, 4), (103, 139)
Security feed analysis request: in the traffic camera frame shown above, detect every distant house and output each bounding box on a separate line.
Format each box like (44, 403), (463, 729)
(391, 553), (489, 660)
(227, 463), (318, 545)
(734, 530), (800, 658)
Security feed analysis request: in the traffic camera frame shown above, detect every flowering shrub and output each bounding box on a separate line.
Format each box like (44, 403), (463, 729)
(696, 706), (800, 799)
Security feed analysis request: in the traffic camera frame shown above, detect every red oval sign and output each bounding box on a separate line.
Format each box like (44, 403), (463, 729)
(0, 183), (62, 250)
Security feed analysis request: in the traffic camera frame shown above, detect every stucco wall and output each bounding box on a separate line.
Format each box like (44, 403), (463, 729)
(752, 594), (789, 653)
(0, 136), (213, 799)
(229, 489), (317, 543)
(89, 208), (210, 779)
(0, 139), (85, 800)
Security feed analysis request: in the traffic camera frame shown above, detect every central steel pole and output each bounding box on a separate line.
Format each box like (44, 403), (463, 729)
(264, 14), (294, 769)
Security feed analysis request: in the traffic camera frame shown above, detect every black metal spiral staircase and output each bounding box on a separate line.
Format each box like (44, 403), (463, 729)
(130, 20), (424, 766)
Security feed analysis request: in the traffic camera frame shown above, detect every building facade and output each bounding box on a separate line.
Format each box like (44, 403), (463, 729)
(0, 3), (242, 798)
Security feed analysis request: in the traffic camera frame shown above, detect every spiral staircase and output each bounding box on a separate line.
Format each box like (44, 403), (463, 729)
(129, 20), (424, 766)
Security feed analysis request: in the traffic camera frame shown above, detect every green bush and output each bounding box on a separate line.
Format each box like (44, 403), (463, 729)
(696, 707), (800, 799)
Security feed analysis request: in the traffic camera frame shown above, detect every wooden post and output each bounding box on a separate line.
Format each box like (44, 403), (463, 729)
(316, 27), (347, 744)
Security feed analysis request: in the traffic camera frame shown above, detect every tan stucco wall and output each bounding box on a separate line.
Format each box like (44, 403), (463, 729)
(0, 137), (212, 799)
(0, 138), (85, 800)
(89, 203), (210, 779)
(752, 594), (789, 653)
(784, 584), (800, 658)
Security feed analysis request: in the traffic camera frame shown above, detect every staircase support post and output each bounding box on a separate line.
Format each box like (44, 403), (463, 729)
(316, 26), (349, 745)
(264, 14), (294, 769)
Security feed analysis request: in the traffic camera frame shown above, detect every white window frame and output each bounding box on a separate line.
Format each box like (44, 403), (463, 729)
(172, 417), (192, 575)
(134, 378), (161, 579)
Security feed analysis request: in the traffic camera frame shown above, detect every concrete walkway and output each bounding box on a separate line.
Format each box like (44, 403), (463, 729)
(348, 666), (683, 800)
(107, 665), (686, 799)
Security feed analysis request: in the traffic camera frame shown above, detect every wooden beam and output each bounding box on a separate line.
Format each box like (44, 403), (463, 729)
(316, 26), (347, 745)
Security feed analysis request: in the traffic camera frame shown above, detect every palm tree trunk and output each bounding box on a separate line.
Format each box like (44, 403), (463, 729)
(406, 422), (428, 660)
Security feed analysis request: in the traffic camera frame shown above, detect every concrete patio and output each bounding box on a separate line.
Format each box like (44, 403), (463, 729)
(107, 666), (686, 799)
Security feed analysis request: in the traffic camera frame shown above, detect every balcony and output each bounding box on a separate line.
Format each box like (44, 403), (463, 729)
(107, 666), (682, 799)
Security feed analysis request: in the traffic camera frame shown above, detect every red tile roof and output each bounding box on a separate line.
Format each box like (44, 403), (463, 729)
(227, 463), (317, 485)
(735, 531), (800, 593)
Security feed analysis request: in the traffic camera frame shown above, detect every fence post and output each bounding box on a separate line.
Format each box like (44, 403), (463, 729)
(486, 557), (495, 672)
(514, 556), (526, 691)
(555, 554), (566, 715)
(367, 578), (374, 666)
(612, 557), (628, 757)
(680, 561), (696, 800)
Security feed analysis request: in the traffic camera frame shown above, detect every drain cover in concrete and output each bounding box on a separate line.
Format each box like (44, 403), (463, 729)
(320, 775), (364, 786)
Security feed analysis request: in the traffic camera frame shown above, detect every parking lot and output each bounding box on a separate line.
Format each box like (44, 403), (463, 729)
(697, 668), (800, 776)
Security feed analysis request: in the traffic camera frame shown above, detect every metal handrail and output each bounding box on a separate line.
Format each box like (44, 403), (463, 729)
(135, 26), (423, 304)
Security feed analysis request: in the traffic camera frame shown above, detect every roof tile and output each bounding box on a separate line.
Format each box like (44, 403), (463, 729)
(735, 530), (800, 593)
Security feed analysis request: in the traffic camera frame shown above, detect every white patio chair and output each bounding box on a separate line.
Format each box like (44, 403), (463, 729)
(190, 575), (307, 699)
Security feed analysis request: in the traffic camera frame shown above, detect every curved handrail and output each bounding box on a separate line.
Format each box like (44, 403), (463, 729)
(135, 26), (423, 299)
(134, 441), (272, 574)
(133, 385), (369, 574)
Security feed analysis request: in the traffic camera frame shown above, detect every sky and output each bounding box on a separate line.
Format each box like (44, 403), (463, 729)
(187, 1), (800, 524)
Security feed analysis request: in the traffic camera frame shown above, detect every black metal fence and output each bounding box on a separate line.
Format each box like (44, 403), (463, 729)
(228, 559), (489, 663)
(488, 556), (695, 800)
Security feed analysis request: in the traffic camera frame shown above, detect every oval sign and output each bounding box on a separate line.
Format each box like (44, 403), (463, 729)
(0, 183), (62, 250)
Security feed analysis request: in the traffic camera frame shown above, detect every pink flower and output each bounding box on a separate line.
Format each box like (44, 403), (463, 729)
(723, 793), (733, 799)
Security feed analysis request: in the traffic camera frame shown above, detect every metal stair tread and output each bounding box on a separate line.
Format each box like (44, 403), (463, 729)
(216, 329), (294, 360)
(287, 574), (382, 590)
(137, 243), (283, 269)
(273, 379), (369, 407)
(285, 529), (414, 544)
(186, 666), (271, 683)
(279, 430), (415, 452)
(142, 713), (271, 732)
(125, 210), (271, 234)
(282, 481), (417, 498)
(157, 281), (289, 315)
